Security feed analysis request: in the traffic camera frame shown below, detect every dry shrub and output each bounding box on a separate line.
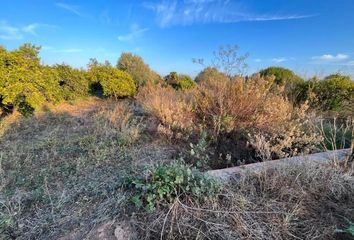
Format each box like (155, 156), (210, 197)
(137, 83), (194, 139)
(194, 74), (292, 137)
(133, 163), (354, 239)
(249, 103), (322, 160)
(96, 101), (141, 145)
(194, 74), (319, 165)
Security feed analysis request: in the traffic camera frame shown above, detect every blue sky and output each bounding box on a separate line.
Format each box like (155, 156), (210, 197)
(1, 0), (354, 77)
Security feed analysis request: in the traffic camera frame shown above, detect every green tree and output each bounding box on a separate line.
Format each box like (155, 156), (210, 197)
(0, 44), (60, 116)
(259, 67), (305, 102)
(88, 61), (136, 98)
(259, 67), (303, 86)
(313, 74), (354, 113)
(54, 64), (89, 100)
(164, 72), (195, 90)
(117, 52), (161, 87)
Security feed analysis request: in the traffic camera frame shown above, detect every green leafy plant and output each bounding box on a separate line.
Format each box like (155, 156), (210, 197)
(189, 131), (210, 168)
(336, 220), (354, 237)
(124, 161), (222, 212)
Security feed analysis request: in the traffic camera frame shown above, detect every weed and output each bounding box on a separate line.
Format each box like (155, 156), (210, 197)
(123, 161), (222, 212)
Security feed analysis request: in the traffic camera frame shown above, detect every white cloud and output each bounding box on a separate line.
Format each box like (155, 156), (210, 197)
(22, 23), (39, 35)
(143, 0), (316, 27)
(118, 24), (149, 42)
(0, 21), (22, 39)
(0, 21), (56, 40)
(254, 58), (262, 62)
(56, 2), (82, 17)
(271, 57), (287, 63)
(312, 53), (349, 62)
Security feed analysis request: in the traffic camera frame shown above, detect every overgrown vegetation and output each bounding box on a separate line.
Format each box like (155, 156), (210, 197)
(0, 43), (353, 239)
(135, 163), (354, 239)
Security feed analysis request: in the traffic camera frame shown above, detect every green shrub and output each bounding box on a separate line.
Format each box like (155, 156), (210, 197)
(117, 52), (161, 87)
(54, 64), (89, 100)
(176, 74), (195, 90)
(124, 161), (222, 211)
(259, 67), (305, 102)
(0, 44), (60, 116)
(189, 131), (210, 168)
(259, 67), (303, 85)
(313, 74), (354, 113)
(164, 72), (195, 90)
(88, 60), (136, 98)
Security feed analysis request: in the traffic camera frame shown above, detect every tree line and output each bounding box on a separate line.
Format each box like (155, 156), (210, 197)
(0, 44), (353, 117)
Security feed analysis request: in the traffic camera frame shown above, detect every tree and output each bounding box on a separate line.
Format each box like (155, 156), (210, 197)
(54, 64), (89, 100)
(259, 67), (305, 103)
(117, 52), (161, 87)
(313, 74), (354, 112)
(88, 61), (136, 98)
(0, 44), (59, 116)
(164, 72), (195, 90)
(194, 67), (228, 83)
(259, 67), (303, 86)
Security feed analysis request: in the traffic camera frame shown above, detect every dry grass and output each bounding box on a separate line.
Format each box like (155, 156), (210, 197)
(134, 163), (354, 240)
(1, 96), (353, 239)
(0, 98), (178, 239)
(137, 83), (194, 139)
(316, 117), (354, 173)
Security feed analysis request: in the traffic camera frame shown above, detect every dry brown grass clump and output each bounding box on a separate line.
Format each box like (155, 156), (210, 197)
(133, 163), (354, 240)
(137, 83), (194, 139)
(249, 104), (322, 160)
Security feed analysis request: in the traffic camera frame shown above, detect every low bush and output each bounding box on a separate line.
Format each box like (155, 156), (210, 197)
(123, 161), (222, 211)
